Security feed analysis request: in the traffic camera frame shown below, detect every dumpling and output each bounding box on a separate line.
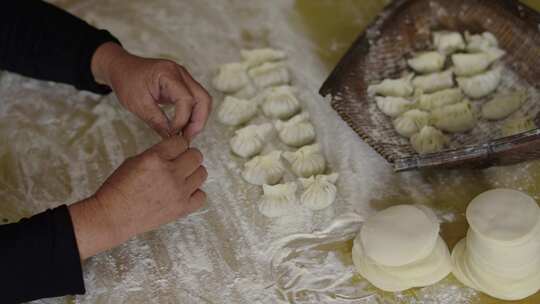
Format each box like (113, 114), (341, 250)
(241, 48), (287, 68)
(452, 48), (506, 77)
(368, 74), (414, 97)
(217, 96), (258, 126)
(407, 52), (446, 74)
(212, 62), (249, 93)
(230, 123), (274, 158)
(410, 126), (448, 154)
(433, 31), (465, 55)
(248, 62), (290, 89)
(502, 116), (536, 137)
(412, 70), (454, 94)
(274, 112), (316, 147)
(259, 183), (298, 218)
(432, 100), (476, 133)
(465, 31), (499, 53)
(457, 67), (502, 99)
(233, 81), (258, 99)
(481, 91), (528, 120)
(300, 173), (339, 211)
(393, 109), (431, 138)
(261, 86), (301, 119)
(418, 88), (463, 111)
(283, 144), (326, 178)
(242, 151), (285, 185)
(376, 96), (416, 117)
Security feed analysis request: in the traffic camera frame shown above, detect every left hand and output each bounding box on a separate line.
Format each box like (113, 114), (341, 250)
(91, 42), (212, 140)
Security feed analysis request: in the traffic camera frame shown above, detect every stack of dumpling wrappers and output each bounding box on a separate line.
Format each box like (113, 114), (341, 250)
(212, 49), (339, 217)
(368, 31), (534, 155)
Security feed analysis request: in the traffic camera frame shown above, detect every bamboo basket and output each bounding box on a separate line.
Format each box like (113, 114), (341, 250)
(320, 0), (540, 171)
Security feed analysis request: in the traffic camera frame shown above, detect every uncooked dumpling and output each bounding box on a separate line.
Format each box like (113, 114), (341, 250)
(242, 151), (285, 185)
(261, 86), (301, 119)
(283, 144), (326, 178)
(367, 74), (414, 97)
(457, 67), (502, 99)
(412, 70), (454, 94)
(393, 109), (431, 138)
(410, 126), (448, 154)
(230, 123), (274, 158)
(217, 96), (258, 126)
(452, 48), (505, 77)
(375, 96), (416, 117)
(212, 62), (250, 93)
(433, 31), (465, 55)
(274, 112), (316, 147)
(299, 173), (339, 211)
(259, 182), (298, 218)
(417, 88), (463, 111)
(481, 90), (527, 120)
(465, 31), (499, 53)
(248, 61), (290, 88)
(233, 81), (258, 99)
(407, 51), (446, 74)
(360, 205), (440, 267)
(432, 100), (476, 133)
(502, 116), (536, 137)
(241, 48), (287, 68)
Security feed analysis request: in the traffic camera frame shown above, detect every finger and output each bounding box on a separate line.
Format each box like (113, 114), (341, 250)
(150, 135), (189, 161)
(178, 67), (213, 141)
(185, 190), (207, 213)
(172, 148), (203, 177)
(161, 75), (196, 134)
(185, 166), (208, 194)
(140, 98), (172, 138)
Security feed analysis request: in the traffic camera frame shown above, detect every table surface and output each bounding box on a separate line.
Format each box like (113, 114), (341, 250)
(1, 0), (539, 303)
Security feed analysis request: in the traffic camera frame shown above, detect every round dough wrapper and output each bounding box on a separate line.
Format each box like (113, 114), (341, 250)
(452, 239), (540, 301)
(360, 205), (440, 267)
(352, 235), (450, 292)
(466, 189), (540, 244)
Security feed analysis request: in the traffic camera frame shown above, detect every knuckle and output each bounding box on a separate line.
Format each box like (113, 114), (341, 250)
(199, 166), (208, 181)
(157, 60), (178, 71)
(188, 148), (203, 164)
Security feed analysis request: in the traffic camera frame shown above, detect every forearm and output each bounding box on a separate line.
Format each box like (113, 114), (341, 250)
(0, 0), (120, 94)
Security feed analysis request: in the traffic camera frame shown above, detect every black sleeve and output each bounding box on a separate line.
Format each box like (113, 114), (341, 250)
(1, 205), (85, 303)
(0, 0), (121, 94)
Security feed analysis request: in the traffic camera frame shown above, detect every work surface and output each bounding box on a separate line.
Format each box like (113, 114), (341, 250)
(1, 0), (540, 303)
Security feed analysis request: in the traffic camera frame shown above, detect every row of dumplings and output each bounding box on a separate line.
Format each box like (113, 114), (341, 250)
(212, 48), (339, 217)
(368, 31), (533, 154)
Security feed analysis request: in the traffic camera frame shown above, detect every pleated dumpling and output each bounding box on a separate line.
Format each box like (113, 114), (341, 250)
(233, 81), (258, 99)
(217, 96), (258, 126)
(407, 52), (446, 74)
(368, 74), (414, 97)
(451, 48), (505, 77)
(412, 70), (454, 94)
(481, 90), (528, 120)
(242, 151), (285, 185)
(283, 144), (326, 178)
(300, 173), (339, 211)
(376, 96), (416, 117)
(502, 116), (536, 137)
(457, 67), (502, 99)
(410, 126), (448, 154)
(432, 100), (476, 133)
(230, 123), (274, 158)
(465, 31), (499, 53)
(274, 112), (316, 147)
(433, 31), (465, 55)
(212, 62), (249, 93)
(259, 183), (298, 217)
(393, 109), (431, 138)
(241, 48), (287, 68)
(418, 88), (463, 111)
(261, 86), (301, 119)
(248, 62), (290, 89)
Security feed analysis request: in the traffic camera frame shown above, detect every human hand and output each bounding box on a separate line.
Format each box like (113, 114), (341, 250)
(91, 42), (212, 140)
(69, 135), (207, 260)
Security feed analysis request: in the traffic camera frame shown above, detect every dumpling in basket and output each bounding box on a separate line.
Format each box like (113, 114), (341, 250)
(432, 100), (476, 133)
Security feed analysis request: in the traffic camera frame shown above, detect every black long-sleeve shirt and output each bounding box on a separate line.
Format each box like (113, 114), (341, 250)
(1, 1), (120, 302)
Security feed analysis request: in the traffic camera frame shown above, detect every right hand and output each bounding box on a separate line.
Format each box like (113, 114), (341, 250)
(69, 136), (207, 260)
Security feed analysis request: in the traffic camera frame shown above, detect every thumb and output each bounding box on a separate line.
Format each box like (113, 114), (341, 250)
(140, 100), (172, 138)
